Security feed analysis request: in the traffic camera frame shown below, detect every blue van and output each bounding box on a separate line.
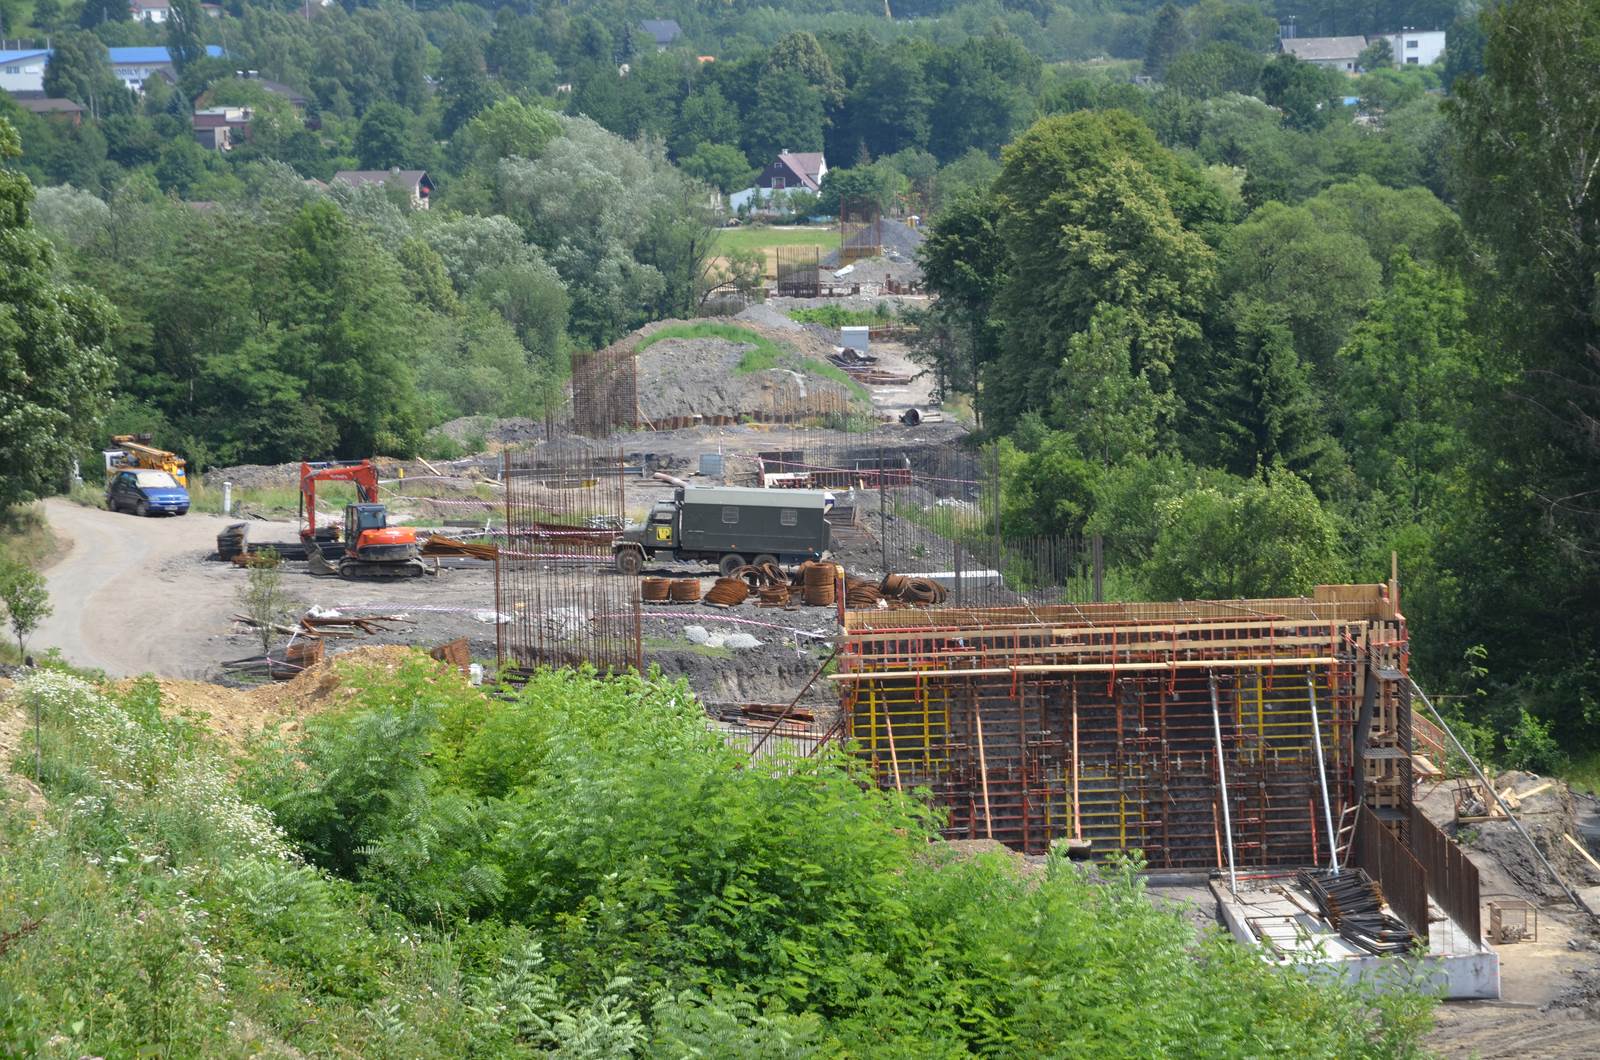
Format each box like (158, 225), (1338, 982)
(106, 469), (191, 516)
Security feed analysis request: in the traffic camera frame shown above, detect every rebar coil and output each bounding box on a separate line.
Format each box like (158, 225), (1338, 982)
(800, 562), (838, 606)
(880, 573), (908, 596)
(757, 585), (791, 606)
(705, 577), (750, 607)
(641, 577), (671, 603)
(669, 579), (702, 602)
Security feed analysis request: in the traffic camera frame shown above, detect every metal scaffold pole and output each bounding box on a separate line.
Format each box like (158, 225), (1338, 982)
(1210, 673), (1237, 893)
(1306, 675), (1340, 873)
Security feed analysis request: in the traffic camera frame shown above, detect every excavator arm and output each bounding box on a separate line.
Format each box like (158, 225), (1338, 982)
(299, 461), (381, 542)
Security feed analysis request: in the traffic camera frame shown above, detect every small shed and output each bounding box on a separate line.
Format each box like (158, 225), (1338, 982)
(840, 326), (870, 354)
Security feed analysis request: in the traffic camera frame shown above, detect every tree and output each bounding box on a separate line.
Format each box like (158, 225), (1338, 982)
(1337, 255), (1478, 517)
(439, 37), (499, 137)
(1259, 54), (1340, 131)
(165, 0), (206, 72)
(77, 0), (127, 27)
(678, 142), (753, 194)
(1144, 4), (1188, 79)
(1048, 305), (1169, 467)
(239, 548), (285, 657)
(1357, 37), (1393, 71)
(0, 116), (117, 512)
(1164, 42), (1264, 98)
(916, 191), (1007, 397)
(742, 68), (825, 167)
(356, 102), (415, 171)
(1428, 0), (1600, 743)
(1145, 469), (1341, 599)
(986, 111), (1218, 430)
(0, 551), (50, 663)
(1218, 202), (1381, 368)
(43, 32), (129, 118)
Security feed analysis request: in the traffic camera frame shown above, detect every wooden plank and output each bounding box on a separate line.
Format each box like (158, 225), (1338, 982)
(1563, 833), (1600, 876)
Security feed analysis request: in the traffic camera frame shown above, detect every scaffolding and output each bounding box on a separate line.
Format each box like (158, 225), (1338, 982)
(496, 442), (640, 677)
(833, 587), (1412, 866)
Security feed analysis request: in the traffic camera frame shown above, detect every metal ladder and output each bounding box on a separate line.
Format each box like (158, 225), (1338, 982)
(1334, 803), (1360, 868)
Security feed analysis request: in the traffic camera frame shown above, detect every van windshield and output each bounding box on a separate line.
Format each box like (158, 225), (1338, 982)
(133, 471), (179, 488)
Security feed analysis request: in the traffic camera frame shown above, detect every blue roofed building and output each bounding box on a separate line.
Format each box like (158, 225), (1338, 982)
(108, 45), (225, 91)
(0, 48), (52, 96)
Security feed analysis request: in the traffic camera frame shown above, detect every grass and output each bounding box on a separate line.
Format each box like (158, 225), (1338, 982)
(1563, 751), (1600, 795)
(712, 225), (835, 256)
(0, 503), (61, 570)
(789, 304), (897, 328)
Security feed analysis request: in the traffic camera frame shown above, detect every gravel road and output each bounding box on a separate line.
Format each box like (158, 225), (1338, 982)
(34, 499), (292, 678)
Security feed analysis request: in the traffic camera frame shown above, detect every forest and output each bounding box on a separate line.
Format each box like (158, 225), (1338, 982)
(0, 0), (1596, 849)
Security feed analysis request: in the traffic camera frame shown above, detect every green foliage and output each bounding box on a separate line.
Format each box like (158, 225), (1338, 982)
(0, 116), (117, 512)
(1144, 467), (1342, 599)
(233, 659), (1434, 1054)
(787, 303), (894, 327)
(1504, 709), (1569, 776)
(0, 548), (52, 661)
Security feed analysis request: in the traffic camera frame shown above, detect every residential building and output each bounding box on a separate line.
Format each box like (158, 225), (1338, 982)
(193, 105), (251, 149)
(1279, 35), (1367, 72)
(0, 48), (50, 95)
(108, 45), (225, 92)
(758, 150), (827, 194)
(130, 0), (171, 22)
(639, 19), (682, 50)
(332, 168), (434, 209)
(14, 97), (85, 124)
(1376, 29), (1446, 66)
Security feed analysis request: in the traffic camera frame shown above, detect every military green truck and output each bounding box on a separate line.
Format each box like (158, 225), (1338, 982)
(612, 485), (833, 576)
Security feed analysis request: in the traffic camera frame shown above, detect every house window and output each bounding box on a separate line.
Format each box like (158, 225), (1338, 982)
(772, 176), (785, 190)
(4, 66), (19, 74)
(780, 509), (798, 526)
(1406, 39), (1419, 48)
(1406, 57), (1419, 64)
(722, 506), (739, 524)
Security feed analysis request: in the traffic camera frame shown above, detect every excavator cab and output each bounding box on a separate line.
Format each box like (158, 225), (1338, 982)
(342, 502), (422, 570)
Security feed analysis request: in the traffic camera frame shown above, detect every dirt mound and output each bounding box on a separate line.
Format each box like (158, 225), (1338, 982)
(612, 319), (870, 424)
(126, 644), (436, 750)
(734, 303), (804, 331)
(1463, 771), (1600, 900)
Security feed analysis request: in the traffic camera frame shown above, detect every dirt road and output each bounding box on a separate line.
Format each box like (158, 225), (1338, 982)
(33, 499), (286, 678)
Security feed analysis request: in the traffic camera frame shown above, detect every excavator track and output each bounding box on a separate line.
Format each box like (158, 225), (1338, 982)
(338, 558), (426, 579)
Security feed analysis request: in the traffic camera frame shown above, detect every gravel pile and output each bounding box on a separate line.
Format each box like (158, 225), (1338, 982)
(735, 303), (805, 332)
(635, 337), (866, 423)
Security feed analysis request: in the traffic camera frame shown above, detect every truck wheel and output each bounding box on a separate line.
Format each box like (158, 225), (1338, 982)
(752, 554), (779, 571)
(615, 549), (642, 576)
(718, 553), (746, 578)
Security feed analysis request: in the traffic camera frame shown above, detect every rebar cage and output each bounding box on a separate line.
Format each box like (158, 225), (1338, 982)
(837, 589), (1411, 866)
(496, 442), (641, 676)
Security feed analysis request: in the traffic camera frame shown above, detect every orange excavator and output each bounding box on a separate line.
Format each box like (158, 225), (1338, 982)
(300, 460), (424, 579)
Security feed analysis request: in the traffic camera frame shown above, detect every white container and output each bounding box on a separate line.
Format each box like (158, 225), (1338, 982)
(840, 326), (870, 353)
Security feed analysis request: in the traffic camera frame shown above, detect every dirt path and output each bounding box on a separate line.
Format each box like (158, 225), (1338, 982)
(34, 499), (294, 679)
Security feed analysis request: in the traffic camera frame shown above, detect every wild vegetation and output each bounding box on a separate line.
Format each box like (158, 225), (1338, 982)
(1, 656), (1437, 1056)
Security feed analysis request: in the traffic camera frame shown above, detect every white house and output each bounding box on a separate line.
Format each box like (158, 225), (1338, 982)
(0, 48), (51, 95)
(1376, 29), (1446, 67)
(130, 0), (171, 22)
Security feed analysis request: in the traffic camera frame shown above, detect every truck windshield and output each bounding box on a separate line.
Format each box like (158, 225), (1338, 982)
(133, 471), (179, 488)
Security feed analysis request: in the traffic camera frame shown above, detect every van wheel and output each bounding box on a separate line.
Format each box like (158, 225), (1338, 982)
(615, 549), (642, 576)
(752, 554), (779, 570)
(718, 553), (746, 578)
(135, 500), (148, 517)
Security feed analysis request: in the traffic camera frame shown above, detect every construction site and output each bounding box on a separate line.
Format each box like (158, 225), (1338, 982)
(26, 295), (1600, 1055)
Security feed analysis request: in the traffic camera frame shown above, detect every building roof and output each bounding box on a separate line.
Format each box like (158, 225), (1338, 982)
(639, 19), (682, 45)
(131, 0), (172, 9)
(15, 97), (84, 114)
(333, 169), (432, 189)
(0, 49), (51, 64)
(1280, 36), (1368, 61)
(108, 44), (225, 65)
(255, 78), (307, 106)
(774, 150), (825, 191)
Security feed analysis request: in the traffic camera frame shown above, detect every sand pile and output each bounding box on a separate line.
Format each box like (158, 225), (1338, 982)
(121, 644), (446, 750)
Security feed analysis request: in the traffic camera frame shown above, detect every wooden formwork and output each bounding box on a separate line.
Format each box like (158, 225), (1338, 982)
(834, 585), (1411, 866)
